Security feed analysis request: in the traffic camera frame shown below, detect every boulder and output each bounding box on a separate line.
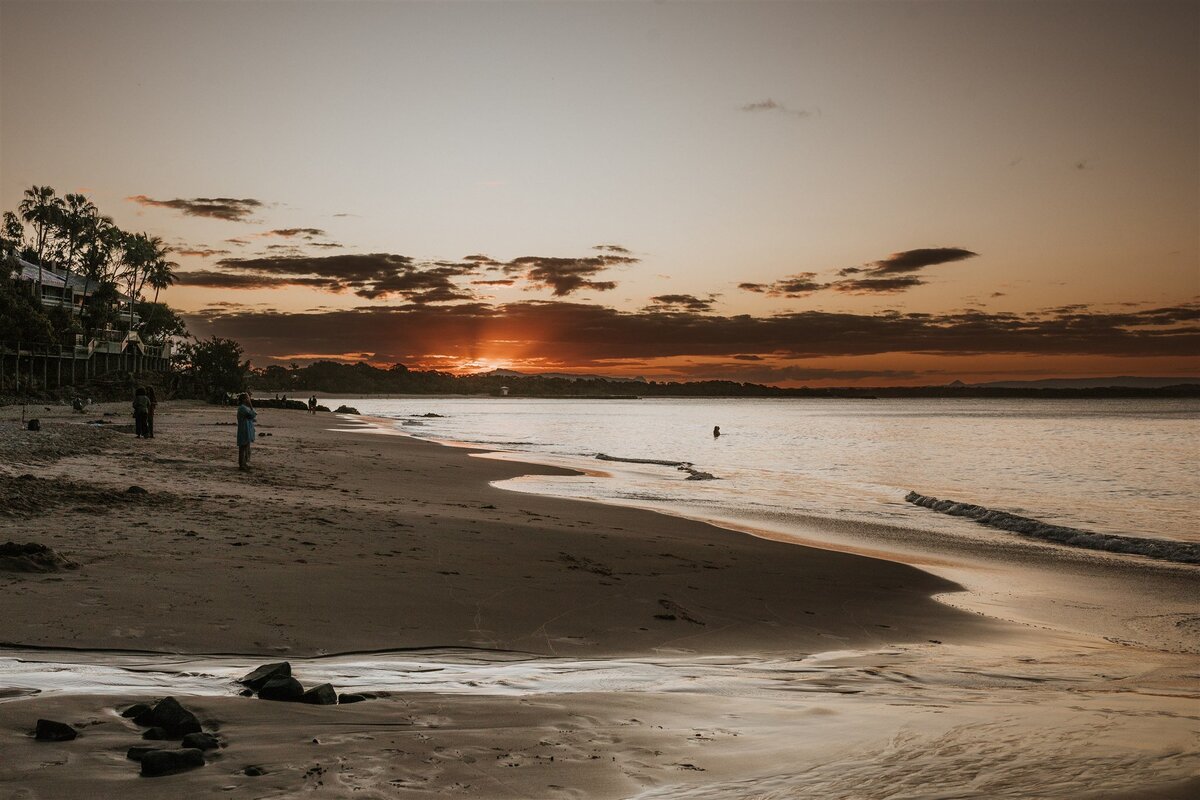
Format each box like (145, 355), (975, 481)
(126, 745), (158, 762)
(131, 705), (157, 726)
(148, 697), (201, 736)
(140, 748), (205, 777)
(258, 676), (305, 702)
(142, 727), (170, 740)
(300, 683), (338, 705)
(237, 661), (291, 691)
(338, 693), (367, 704)
(34, 719), (77, 741)
(126, 485), (148, 495)
(244, 765), (266, 776)
(334, 405), (360, 415)
(121, 702), (153, 719)
(181, 732), (220, 751)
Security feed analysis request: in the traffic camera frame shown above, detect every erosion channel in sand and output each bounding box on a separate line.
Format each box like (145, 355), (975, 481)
(0, 401), (1197, 799)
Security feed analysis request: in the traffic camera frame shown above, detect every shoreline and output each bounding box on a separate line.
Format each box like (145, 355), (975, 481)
(1, 401), (1197, 798)
(356, 411), (1200, 656)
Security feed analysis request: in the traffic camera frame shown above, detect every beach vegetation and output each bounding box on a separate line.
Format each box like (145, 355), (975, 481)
(173, 336), (249, 401)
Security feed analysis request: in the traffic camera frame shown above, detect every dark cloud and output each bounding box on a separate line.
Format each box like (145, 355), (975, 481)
(310, 242), (344, 248)
(833, 276), (926, 294)
(175, 247), (232, 258)
(503, 250), (637, 296)
(127, 195), (262, 221)
(740, 99), (813, 118)
(263, 227), (326, 238)
(176, 270), (339, 290)
(185, 300), (1200, 367)
(739, 273), (827, 297)
(224, 238), (250, 246)
(472, 278), (517, 286)
(593, 244), (632, 254)
(646, 294), (717, 312)
(743, 247), (978, 298)
(214, 252), (476, 302)
(864, 247), (978, 275)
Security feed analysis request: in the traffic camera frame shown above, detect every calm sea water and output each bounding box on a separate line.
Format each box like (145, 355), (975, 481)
(343, 397), (1199, 546)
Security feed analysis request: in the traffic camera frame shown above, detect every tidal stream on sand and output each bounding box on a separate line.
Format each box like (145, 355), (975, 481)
(2, 638), (1198, 798)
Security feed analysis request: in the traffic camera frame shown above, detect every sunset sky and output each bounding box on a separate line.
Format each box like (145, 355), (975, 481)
(2, 0), (1196, 385)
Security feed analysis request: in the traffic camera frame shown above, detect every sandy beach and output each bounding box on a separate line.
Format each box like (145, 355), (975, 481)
(1, 402), (1197, 799)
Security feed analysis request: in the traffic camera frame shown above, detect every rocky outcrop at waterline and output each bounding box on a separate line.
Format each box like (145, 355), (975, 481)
(904, 491), (1200, 565)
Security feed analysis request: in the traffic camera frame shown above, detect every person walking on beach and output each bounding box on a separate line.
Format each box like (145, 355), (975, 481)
(237, 393), (257, 470)
(308, 395), (318, 415)
(133, 388), (151, 439)
(145, 386), (158, 438)
(713, 425), (721, 438)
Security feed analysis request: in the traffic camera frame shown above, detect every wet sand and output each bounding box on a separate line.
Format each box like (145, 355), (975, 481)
(0, 401), (1196, 798)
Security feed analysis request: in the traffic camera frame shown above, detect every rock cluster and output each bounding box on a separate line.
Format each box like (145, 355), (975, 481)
(121, 696), (217, 777)
(237, 661), (349, 705)
(333, 405), (360, 415)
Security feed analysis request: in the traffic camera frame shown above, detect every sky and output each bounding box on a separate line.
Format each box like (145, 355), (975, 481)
(2, 0), (1197, 385)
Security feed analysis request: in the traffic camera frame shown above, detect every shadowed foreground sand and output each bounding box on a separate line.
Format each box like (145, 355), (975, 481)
(0, 402), (1196, 798)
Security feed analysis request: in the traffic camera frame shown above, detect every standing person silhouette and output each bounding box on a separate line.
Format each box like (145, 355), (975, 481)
(308, 395), (318, 415)
(133, 388), (150, 439)
(237, 393), (257, 471)
(713, 425), (721, 438)
(145, 386), (158, 438)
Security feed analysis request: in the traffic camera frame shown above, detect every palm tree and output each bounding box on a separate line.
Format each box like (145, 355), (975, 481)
(121, 232), (169, 330)
(18, 185), (64, 290)
(56, 194), (98, 310)
(147, 252), (179, 304)
(78, 215), (122, 324)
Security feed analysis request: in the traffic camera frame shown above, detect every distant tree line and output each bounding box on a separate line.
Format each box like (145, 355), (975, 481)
(246, 360), (1200, 399)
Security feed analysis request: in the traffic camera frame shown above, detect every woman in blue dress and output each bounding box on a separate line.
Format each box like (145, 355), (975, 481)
(236, 393), (257, 471)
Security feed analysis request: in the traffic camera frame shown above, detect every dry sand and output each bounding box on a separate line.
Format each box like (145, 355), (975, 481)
(0, 401), (1196, 798)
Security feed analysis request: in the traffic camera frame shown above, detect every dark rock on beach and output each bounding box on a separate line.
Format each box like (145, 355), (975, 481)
(338, 693), (367, 704)
(126, 485), (148, 495)
(244, 765), (266, 776)
(181, 732), (220, 751)
(146, 697), (202, 736)
(259, 676), (305, 702)
(142, 726), (170, 740)
(126, 745), (158, 761)
(238, 661), (291, 691)
(140, 748), (205, 777)
(334, 405), (360, 414)
(0, 542), (78, 573)
(34, 719), (77, 741)
(121, 702), (153, 719)
(300, 683), (338, 705)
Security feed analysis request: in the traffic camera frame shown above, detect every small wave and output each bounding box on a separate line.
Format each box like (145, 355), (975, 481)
(595, 453), (719, 481)
(905, 491), (1200, 565)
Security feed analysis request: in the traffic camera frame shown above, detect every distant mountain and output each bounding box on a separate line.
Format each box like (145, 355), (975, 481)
(968, 376), (1200, 389)
(476, 368), (647, 383)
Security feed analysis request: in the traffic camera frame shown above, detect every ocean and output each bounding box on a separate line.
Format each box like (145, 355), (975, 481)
(342, 397), (1200, 558)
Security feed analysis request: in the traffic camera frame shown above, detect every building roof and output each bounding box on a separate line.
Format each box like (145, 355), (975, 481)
(11, 257), (66, 289)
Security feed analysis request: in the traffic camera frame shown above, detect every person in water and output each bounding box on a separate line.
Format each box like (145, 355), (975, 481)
(308, 395), (318, 415)
(237, 393), (257, 470)
(133, 388), (151, 439)
(713, 425), (721, 437)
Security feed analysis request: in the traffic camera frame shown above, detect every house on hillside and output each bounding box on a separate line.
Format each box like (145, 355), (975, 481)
(9, 255), (140, 326)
